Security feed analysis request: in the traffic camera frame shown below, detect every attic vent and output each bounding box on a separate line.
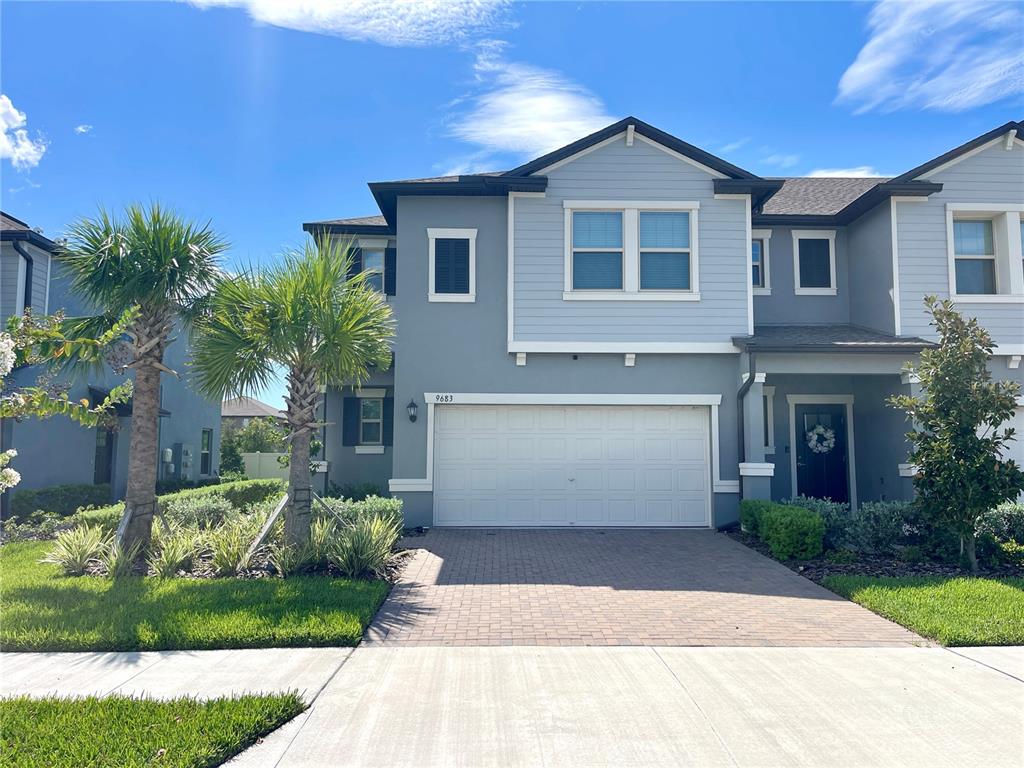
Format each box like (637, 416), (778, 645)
(626, 124), (635, 147)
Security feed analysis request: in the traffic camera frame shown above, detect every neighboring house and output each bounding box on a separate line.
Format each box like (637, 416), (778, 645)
(0, 212), (222, 501)
(221, 396), (286, 432)
(302, 117), (1024, 530)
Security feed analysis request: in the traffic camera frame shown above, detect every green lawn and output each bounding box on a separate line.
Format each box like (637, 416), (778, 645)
(824, 575), (1024, 646)
(0, 693), (303, 768)
(0, 541), (390, 652)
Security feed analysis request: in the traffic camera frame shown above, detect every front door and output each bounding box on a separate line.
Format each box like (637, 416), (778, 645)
(794, 403), (849, 503)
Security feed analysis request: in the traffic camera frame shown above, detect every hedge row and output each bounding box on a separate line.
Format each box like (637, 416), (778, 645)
(9, 484), (113, 522)
(739, 499), (825, 560)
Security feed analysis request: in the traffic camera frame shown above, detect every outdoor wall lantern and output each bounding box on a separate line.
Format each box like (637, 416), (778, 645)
(407, 399), (418, 423)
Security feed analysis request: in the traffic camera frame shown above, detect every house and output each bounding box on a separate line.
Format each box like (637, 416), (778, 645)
(0, 212), (222, 501)
(222, 396), (286, 433)
(304, 118), (1024, 529)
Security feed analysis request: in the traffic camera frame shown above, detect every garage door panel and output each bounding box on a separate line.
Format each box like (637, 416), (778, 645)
(433, 404), (711, 527)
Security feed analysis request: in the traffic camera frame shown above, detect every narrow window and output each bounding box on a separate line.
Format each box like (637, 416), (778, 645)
(94, 429), (114, 485)
(572, 211), (623, 290)
(953, 219), (996, 295)
(360, 398), (383, 445)
(639, 211), (691, 290)
(797, 238), (833, 289)
(433, 238), (470, 294)
(362, 248), (385, 293)
(752, 238), (764, 288)
(200, 429), (213, 475)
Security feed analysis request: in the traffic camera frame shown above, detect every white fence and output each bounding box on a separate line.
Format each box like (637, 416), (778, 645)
(241, 452), (290, 480)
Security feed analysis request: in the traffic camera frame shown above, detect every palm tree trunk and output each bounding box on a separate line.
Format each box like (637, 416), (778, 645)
(284, 367), (319, 545)
(122, 364), (160, 552)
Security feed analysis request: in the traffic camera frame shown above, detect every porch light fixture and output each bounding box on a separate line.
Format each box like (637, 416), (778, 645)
(407, 399), (418, 423)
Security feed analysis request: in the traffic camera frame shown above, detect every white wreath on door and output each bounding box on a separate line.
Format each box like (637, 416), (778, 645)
(805, 424), (836, 454)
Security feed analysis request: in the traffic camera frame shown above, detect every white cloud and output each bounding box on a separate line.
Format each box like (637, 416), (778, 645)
(74, 124), (93, 135)
(807, 166), (890, 178)
(187, 0), (511, 46)
(761, 153), (800, 170)
(720, 137), (750, 154)
(0, 95), (47, 171)
(838, 0), (1024, 113)
(444, 40), (615, 169)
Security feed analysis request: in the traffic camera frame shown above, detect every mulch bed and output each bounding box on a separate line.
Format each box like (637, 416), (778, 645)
(725, 529), (1024, 583)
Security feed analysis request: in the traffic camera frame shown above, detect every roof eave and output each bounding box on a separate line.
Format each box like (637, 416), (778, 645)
(0, 229), (58, 252)
(753, 180), (943, 226)
(301, 222), (395, 237)
(713, 179), (785, 210)
(369, 175), (548, 227)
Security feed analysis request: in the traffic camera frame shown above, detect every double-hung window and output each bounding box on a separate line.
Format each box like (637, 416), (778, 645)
(751, 229), (771, 293)
(360, 398), (383, 446)
(564, 202), (699, 300)
(362, 248), (385, 293)
(947, 205), (1024, 300)
(572, 211), (623, 290)
(200, 429), (213, 475)
(792, 230), (837, 296)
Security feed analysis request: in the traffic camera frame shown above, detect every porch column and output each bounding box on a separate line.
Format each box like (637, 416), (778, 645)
(897, 372), (922, 500)
(740, 376), (773, 500)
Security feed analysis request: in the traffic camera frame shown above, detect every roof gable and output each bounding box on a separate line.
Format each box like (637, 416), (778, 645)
(889, 120), (1022, 183)
(503, 117), (760, 180)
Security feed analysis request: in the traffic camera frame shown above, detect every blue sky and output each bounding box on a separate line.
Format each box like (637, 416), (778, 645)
(2, 0), (1021, 405)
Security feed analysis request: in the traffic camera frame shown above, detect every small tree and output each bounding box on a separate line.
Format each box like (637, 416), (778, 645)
(890, 297), (1024, 573)
(218, 434), (245, 476)
(231, 417), (287, 453)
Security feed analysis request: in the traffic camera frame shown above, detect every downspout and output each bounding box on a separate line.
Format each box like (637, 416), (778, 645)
(11, 240), (34, 312)
(736, 352), (757, 465)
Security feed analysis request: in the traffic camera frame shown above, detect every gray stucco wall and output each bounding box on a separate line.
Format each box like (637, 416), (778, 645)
(512, 136), (750, 343)
(323, 377), (395, 498)
(896, 139), (1024, 345)
(847, 201), (897, 335)
(752, 225), (851, 326)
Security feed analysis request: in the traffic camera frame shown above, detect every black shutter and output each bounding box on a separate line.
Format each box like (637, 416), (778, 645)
(434, 239), (452, 293)
(383, 397), (394, 446)
(347, 247), (363, 281)
(342, 397), (360, 446)
(452, 238), (470, 294)
(384, 247), (396, 295)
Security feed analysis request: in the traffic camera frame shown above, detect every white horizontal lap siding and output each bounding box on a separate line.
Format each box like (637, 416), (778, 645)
(433, 404), (712, 527)
(513, 138), (749, 345)
(898, 140), (1024, 343)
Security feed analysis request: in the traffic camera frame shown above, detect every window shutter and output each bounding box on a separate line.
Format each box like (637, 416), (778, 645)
(342, 397), (360, 446)
(451, 238), (470, 293)
(384, 247), (397, 295)
(383, 397), (394, 446)
(347, 247), (363, 281)
(434, 238), (469, 294)
(434, 239), (451, 293)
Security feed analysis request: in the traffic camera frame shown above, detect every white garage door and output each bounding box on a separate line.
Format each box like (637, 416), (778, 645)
(433, 405), (712, 527)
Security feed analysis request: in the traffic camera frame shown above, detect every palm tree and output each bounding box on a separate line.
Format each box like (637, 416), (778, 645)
(192, 237), (394, 545)
(59, 204), (228, 552)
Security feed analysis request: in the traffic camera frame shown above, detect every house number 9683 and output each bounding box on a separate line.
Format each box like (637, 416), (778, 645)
(434, 394), (455, 403)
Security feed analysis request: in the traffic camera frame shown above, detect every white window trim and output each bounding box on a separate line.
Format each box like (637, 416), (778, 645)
(359, 242), (386, 294)
(946, 204), (1024, 302)
(792, 230), (837, 296)
(786, 394), (857, 510)
(427, 228), (477, 303)
(355, 445), (385, 455)
(752, 228), (772, 295)
(763, 385), (776, 454)
(199, 428), (213, 476)
(563, 201), (700, 301)
(358, 393), (385, 447)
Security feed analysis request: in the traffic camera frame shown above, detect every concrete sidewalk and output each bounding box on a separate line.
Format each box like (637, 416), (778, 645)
(229, 645), (1024, 768)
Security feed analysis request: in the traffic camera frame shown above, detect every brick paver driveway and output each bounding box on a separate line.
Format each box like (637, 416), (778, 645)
(366, 529), (923, 647)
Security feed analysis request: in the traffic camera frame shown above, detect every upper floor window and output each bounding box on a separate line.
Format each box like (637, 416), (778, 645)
(751, 229), (772, 294)
(946, 205), (1024, 301)
(791, 230), (837, 296)
(563, 201), (700, 301)
(362, 248), (385, 293)
(360, 398), (383, 445)
(200, 429), (213, 475)
(427, 228), (476, 303)
(952, 219), (995, 294)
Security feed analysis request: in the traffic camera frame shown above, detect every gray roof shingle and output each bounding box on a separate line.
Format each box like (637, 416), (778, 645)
(734, 325), (932, 352)
(759, 177), (890, 216)
(222, 397), (285, 419)
(307, 215), (389, 228)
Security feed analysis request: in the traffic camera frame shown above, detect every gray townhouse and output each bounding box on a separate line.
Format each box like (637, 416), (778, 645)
(0, 212), (222, 501)
(306, 118), (1024, 530)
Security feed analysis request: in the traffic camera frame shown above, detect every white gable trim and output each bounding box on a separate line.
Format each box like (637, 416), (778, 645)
(535, 132), (628, 175)
(633, 133), (729, 179)
(918, 134), (1024, 180)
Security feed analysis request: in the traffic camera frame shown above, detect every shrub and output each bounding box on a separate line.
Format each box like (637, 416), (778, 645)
(759, 504), (825, 560)
(739, 499), (772, 536)
(783, 496), (850, 550)
(162, 496), (235, 530)
(98, 539), (143, 579)
(203, 513), (263, 576)
(41, 525), (109, 576)
(999, 540), (1024, 566)
(328, 513), (402, 579)
(977, 502), (1024, 545)
(9, 483), (112, 522)
(74, 504), (123, 533)
(267, 541), (311, 578)
(219, 435), (246, 475)
(1, 510), (77, 542)
(847, 500), (911, 555)
(148, 529), (197, 577)
(329, 482), (383, 502)
(309, 516), (338, 568)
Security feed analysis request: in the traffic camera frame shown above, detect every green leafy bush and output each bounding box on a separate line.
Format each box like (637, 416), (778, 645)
(319, 495), (403, 528)
(329, 482), (383, 502)
(9, 483), (111, 522)
(328, 512), (402, 579)
(162, 496), (235, 530)
(98, 539), (143, 579)
(784, 496), (850, 550)
(759, 504), (825, 560)
(41, 525), (109, 576)
(847, 500), (911, 555)
(267, 541), (311, 578)
(148, 529), (197, 577)
(739, 499), (772, 536)
(977, 502), (1024, 544)
(203, 513), (264, 576)
(309, 516), (338, 568)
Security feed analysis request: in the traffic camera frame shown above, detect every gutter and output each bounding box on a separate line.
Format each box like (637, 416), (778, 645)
(11, 240), (34, 312)
(736, 353), (757, 465)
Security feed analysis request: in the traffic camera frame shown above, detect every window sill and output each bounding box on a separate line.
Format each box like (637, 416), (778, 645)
(355, 445), (385, 455)
(562, 291), (701, 302)
(753, 288), (771, 296)
(429, 293), (475, 303)
(794, 287), (837, 296)
(951, 294), (1024, 304)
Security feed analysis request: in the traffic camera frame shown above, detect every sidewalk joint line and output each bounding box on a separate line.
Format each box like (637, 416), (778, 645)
(103, 654), (169, 697)
(944, 648), (1024, 685)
